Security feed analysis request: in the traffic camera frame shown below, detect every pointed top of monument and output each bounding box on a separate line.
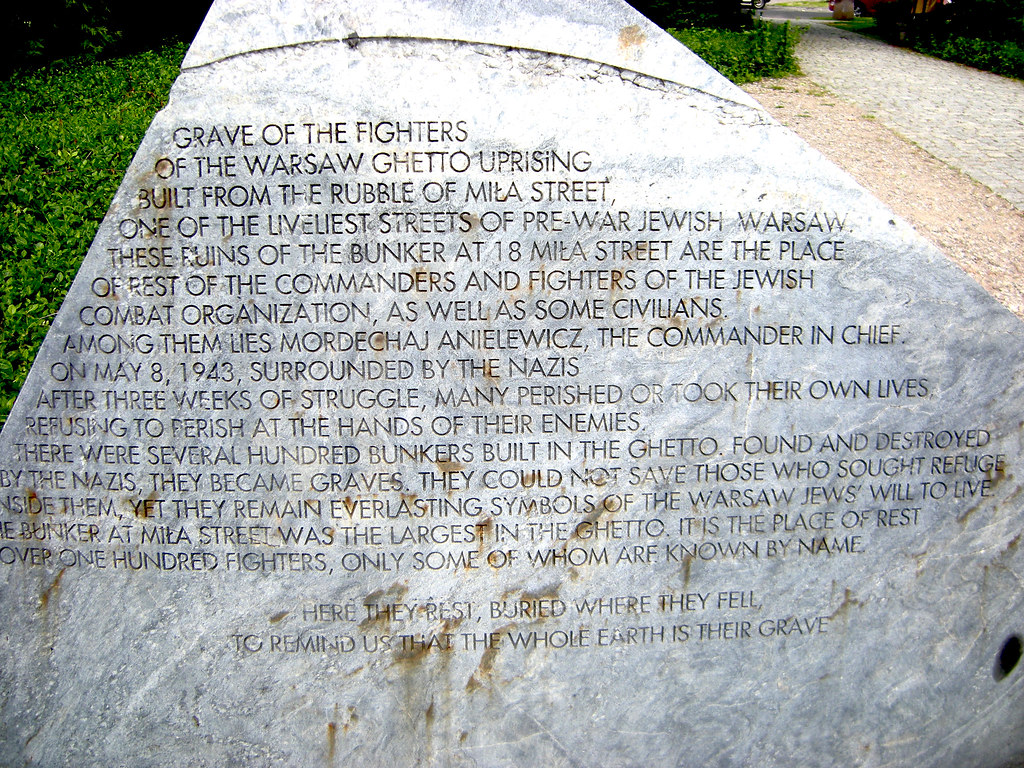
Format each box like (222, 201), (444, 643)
(183, 0), (761, 109)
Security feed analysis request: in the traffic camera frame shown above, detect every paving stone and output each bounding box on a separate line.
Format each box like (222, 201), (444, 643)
(765, 12), (1024, 212)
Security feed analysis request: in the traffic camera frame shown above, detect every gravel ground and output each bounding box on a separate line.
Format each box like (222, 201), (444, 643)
(742, 76), (1024, 318)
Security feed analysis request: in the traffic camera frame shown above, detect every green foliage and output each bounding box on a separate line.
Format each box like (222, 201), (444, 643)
(628, 0), (799, 80)
(0, 43), (186, 428)
(909, 33), (1024, 78)
(6, 0), (210, 76)
(670, 21), (801, 83)
(874, 0), (1024, 78)
(940, 0), (1024, 42)
(628, 0), (752, 30)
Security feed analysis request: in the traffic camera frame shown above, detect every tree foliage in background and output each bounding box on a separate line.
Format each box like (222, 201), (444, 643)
(4, 0), (211, 75)
(626, 0), (752, 31)
(878, 0), (1024, 41)
(876, 0), (1024, 78)
(940, 0), (1024, 42)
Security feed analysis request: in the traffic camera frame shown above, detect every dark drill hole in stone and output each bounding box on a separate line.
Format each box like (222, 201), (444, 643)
(995, 635), (1023, 681)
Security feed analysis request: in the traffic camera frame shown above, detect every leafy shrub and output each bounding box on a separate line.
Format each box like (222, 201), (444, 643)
(912, 34), (1024, 78)
(670, 20), (801, 83)
(0, 43), (186, 428)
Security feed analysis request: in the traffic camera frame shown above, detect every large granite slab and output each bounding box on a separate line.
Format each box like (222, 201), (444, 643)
(2, 1), (1024, 765)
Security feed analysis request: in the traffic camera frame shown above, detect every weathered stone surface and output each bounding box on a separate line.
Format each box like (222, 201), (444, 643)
(2, 1), (1024, 765)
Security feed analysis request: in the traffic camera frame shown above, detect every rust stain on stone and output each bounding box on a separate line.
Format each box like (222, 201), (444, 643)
(957, 500), (984, 525)
(133, 490), (161, 518)
(467, 619), (518, 691)
(326, 720), (337, 764)
(39, 568), (66, 611)
(828, 587), (865, 621)
(363, 582), (408, 604)
(995, 533), (1021, 563)
(439, 615), (465, 634)
(466, 642), (500, 692)
(468, 630), (507, 696)
(393, 626), (457, 664)
(393, 639), (433, 665)
(475, 517), (493, 557)
(524, 583), (561, 602)
(987, 463), (1007, 486)
(359, 582), (409, 628)
(909, 549), (928, 577)
(23, 724), (43, 748)
(566, 493), (620, 547)
(269, 610), (288, 624)
(342, 706), (358, 733)
(618, 25), (646, 50)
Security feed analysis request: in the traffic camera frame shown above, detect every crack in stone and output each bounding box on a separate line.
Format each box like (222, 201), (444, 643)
(182, 35), (763, 117)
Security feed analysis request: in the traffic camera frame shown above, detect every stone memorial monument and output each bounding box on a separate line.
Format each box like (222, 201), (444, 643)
(2, 0), (1024, 765)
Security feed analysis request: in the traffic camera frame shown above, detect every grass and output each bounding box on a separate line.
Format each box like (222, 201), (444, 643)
(825, 16), (906, 47)
(0, 42), (186, 429)
(670, 20), (802, 83)
(826, 18), (888, 39)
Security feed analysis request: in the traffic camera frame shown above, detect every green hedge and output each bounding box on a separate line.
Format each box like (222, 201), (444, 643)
(911, 34), (1024, 78)
(876, 0), (1024, 78)
(0, 43), (186, 428)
